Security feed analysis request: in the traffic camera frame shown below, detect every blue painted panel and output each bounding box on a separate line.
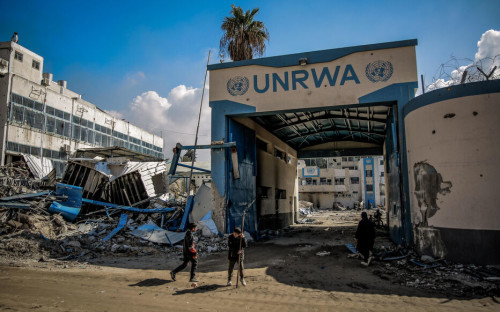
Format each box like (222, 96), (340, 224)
(360, 82), (418, 247)
(102, 214), (128, 241)
(55, 183), (83, 208)
(180, 196), (194, 231)
(363, 158), (376, 209)
(227, 120), (258, 238)
(48, 201), (80, 222)
(209, 39), (417, 70)
(210, 100), (256, 197)
(384, 107), (404, 245)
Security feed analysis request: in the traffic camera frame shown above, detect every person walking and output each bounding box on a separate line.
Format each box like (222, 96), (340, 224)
(355, 211), (375, 266)
(227, 227), (248, 286)
(170, 223), (199, 283)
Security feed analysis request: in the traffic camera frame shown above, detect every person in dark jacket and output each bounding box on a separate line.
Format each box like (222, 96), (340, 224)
(171, 223), (199, 282)
(355, 211), (376, 266)
(227, 227), (248, 286)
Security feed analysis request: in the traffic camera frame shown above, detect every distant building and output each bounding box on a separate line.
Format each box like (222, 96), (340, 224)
(0, 40), (164, 176)
(297, 156), (385, 209)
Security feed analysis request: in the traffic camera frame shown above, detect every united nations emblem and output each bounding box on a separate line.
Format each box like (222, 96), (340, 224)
(365, 61), (393, 82)
(227, 76), (249, 96)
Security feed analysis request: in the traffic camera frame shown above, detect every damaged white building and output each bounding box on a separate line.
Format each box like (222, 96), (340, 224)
(297, 156), (385, 209)
(0, 40), (164, 176)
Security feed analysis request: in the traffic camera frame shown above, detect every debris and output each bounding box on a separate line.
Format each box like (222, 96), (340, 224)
(102, 214), (128, 241)
(130, 221), (186, 246)
(316, 251), (331, 256)
(197, 211), (218, 237)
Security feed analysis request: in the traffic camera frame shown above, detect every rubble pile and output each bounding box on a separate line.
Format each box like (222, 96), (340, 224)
(369, 247), (500, 297)
(0, 183), (228, 268)
(0, 161), (42, 197)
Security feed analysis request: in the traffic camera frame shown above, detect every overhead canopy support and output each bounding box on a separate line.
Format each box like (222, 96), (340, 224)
(298, 147), (383, 158)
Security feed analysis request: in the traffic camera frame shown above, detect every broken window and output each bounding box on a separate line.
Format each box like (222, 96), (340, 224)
(350, 177), (360, 184)
(11, 104), (24, 123)
(276, 189), (286, 199)
(365, 170), (373, 177)
(366, 184), (373, 192)
(257, 186), (271, 199)
(274, 148), (285, 161)
(73, 125), (81, 140)
(11, 93), (23, 104)
(32, 60), (40, 70)
(34, 101), (43, 112)
(55, 119), (64, 136)
(14, 51), (23, 62)
(45, 105), (55, 116)
(316, 158), (327, 169)
(25, 109), (35, 127)
(335, 178), (345, 185)
(7, 141), (19, 152)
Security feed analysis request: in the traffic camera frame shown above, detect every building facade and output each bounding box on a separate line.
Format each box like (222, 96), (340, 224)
(0, 41), (163, 175)
(297, 156), (385, 209)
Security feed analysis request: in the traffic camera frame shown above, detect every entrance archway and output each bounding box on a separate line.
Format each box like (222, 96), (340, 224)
(208, 39), (418, 247)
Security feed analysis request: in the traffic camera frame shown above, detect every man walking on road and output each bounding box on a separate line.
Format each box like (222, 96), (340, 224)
(227, 227), (248, 286)
(355, 211), (375, 266)
(171, 223), (199, 283)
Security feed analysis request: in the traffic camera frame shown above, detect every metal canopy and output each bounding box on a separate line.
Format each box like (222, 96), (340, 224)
(74, 146), (163, 162)
(244, 104), (393, 153)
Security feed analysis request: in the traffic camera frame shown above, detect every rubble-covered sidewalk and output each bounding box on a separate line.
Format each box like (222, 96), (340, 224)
(0, 157), (229, 267)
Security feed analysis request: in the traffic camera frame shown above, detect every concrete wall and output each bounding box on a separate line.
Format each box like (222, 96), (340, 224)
(404, 81), (500, 264)
(8, 42), (43, 84)
(209, 43), (417, 111)
(233, 117), (298, 230)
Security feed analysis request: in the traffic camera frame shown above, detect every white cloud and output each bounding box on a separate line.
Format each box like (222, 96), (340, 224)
(475, 30), (500, 61)
(117, 85), (211, 161)
(425, 29), (500, 93)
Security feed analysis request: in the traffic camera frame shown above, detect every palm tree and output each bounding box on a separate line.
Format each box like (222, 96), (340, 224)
(220, 5), (269, 61)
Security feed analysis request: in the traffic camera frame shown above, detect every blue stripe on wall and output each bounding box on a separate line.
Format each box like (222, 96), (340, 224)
(403, 80), (500, 118)
(209, 39), (417, 70)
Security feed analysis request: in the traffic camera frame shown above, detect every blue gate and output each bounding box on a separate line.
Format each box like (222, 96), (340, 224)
(227, 120), (258, 238)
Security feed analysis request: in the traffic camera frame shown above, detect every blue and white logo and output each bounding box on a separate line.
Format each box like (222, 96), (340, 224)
(227, 76), (249, 96)
(365, 61), (393, 82)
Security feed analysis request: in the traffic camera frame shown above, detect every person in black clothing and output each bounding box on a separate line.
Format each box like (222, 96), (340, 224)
(171, 223), (199, 282)
(355, 211), (375, 266)
(227, 227), (248, 286)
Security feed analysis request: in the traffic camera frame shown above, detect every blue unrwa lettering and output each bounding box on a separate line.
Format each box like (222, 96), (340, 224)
(254, 74), (269, 93)
(292, 70), (309, 90)
(272, 73), (289, 92)
(340, 64), (360, 85)
(253, 64), (360, 93)
(311, 66), (340, 88)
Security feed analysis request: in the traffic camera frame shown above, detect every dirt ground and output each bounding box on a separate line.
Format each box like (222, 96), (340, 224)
(0, 210), (499, 312)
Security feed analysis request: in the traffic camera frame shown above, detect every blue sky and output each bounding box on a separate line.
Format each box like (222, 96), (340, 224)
(1, 0), (499, 159)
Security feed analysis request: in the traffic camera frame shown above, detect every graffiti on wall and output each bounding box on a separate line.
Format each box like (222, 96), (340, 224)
(413, 161), (452, 226)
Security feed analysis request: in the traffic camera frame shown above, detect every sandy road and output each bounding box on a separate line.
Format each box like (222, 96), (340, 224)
(0, 210), (498, 311)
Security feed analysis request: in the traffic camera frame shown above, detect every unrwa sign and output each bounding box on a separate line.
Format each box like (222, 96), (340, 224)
(226, 60), (393, 96)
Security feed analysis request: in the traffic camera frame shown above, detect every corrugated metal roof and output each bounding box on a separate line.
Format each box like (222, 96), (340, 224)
(113, 161), (167, 198)
(22, 154), (54, 179)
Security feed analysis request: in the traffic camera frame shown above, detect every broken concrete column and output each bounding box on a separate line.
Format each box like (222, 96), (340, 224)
(415, 226), (447, 259)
